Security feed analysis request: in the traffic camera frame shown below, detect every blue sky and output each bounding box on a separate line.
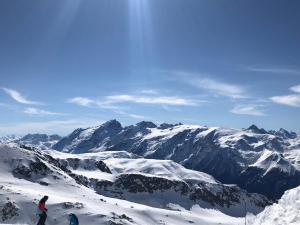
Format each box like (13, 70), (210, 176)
(0, 0), (300, 135)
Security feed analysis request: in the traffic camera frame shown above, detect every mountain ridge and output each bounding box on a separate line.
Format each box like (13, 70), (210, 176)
(49, 120), (300, 200)
(2, 120), (300, 200)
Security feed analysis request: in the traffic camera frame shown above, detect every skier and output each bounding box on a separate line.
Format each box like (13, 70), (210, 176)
(37, 196), (48, 225)
(68, 213), (79, 225)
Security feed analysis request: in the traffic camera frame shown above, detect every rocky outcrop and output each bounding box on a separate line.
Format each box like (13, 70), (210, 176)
(1, 201), (19, 221)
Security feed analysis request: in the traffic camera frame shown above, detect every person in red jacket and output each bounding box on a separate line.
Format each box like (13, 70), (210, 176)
(37, 196), (48, 225)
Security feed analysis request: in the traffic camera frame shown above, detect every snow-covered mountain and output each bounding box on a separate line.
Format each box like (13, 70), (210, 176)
(52, 120), (300, 200)
(0, 135), (20, 144)
(0, 133), (61, 150)
(17, 133), (62, 150)
(0, 144), (269, 224)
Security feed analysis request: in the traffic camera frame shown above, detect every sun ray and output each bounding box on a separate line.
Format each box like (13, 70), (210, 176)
(128, 0), (155, 69)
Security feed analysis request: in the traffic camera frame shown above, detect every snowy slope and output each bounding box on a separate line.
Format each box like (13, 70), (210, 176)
(251, 185), (300, 225)
(16, 134), (61, 150)
(0, 144), (267, 225)
(47, 148), (270, 217)
(0, 134), (61, 150)
(52, 120), (300, 200)
(0, 135), (20, 144)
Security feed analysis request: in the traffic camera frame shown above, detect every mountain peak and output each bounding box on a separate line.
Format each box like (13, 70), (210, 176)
(276, 128), (297, 139)
(100, 119), (122, 129)
(247, 124), (259, 130)
(136, 121), (157, 128)
(158, 123), (175, 129)
(247, 124), (267, 134)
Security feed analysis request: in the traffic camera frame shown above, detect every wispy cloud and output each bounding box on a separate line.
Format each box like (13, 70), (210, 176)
(2, 87), (41, 105)
(68, 97), (95, 107)
(105, 94), (200, 106)
(139, 89), (159, 95)
(108, 108), (148, 120)
(270, 84), (300, 107)
(246, 66), (300, 75)
(128, 114), (146, 119)
(161, 105), (182, 112)
(270, 95), (300, 107)
(23, 107), (65, 116)
(67, 97), (121, 110)
(69, 94), (201, 108)
(230, 105), (266, 116)
(290, 84), (300, 94)
(177, 71), (247, 99)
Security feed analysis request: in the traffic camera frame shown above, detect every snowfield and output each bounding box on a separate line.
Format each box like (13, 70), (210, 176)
(0, 144), (261, 225)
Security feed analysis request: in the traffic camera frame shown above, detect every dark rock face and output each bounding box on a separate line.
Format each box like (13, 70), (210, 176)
(59, 158), (112, 173)
(246, 125), (268, 134)
(91, 173), (271, 215)
(12, 157), (51, 180)
(12, 145), (112, 188)
(109, 212), (134, 224)
(62, 202), (84, 209)
(135, 121), (157, 129)
(1, 201), (19, 221)
(190, 185), (240, 208)
(114, 174), (189, 194)
(53, 128), (84, 151)
(182, 143), (245, 185)
(238, 166), (300, 199)
(95, 161), (112, 173)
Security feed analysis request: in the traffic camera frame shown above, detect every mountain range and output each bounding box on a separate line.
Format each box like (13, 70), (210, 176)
(2, 120), (300, 200)
(49, 120), (300, 200)
(1, 120), (300, 224)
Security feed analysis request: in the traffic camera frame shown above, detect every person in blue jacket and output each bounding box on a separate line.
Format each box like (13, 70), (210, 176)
(68, 213), (79, 225)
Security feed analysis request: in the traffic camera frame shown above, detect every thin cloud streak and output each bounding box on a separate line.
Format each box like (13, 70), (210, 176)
(23, 107), (65, 116)
(176, 71), (247, 99)
(105, 94), (200, 106)
(67, 97), (120, 110)
(230, 105), (266, 116)
(2, 87), (41, 105)
(128, 114), (146, 119)
(69, 94), (202, 108)
(139, 89), (159, 95)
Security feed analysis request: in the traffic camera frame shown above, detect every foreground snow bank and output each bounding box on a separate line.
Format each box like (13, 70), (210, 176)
(251, 185), (300, 225)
